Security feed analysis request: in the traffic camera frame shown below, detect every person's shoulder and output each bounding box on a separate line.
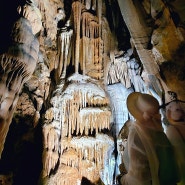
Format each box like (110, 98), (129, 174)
(165, 124), (183, 142)
(166, 124), (177, 133)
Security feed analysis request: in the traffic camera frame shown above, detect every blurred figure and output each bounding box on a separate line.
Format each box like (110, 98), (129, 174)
(166, 101), (185, 185)
(118, 92), (179, 185)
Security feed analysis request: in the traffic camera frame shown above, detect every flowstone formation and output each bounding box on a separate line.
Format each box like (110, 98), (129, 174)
(0, 17), (39, 158)
(41, 0), (116, 184)
(42, 74), (114, 185)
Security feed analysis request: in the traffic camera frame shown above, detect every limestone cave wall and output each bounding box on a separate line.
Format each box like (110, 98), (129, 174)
(0, 0), (185, 185)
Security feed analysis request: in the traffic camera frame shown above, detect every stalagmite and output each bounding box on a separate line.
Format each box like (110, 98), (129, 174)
(47, 165), (81, 185)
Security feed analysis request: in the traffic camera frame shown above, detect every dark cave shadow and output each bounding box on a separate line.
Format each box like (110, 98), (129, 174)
(0, 0), (23, 53)
(0, 119), (43, 185)
(81, 177), (95, 185)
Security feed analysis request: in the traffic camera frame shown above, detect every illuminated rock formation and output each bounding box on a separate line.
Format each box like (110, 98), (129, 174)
(42, 73), (114, 184)
(0, 0), (185, 184)
(0, 17), (39, 157)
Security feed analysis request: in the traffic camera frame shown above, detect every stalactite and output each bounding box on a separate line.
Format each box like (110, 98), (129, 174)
(97, 0), (102, 23)
(126, 58), (146, 92)
(78, 108), (111, 135)
(90, 21), (99, 38)
(43, 150), (59, 177)
(58, 134), (114, 173)
(85, 0), (91, 10)
(81, 9), (103, 79)
(72, 1), (82, 73)
(42, 124), (60, 176)
(54, 132), (114, 183)
(106, 52), (133, 88)
(49, 75), (110, 137)
(82, 13), (86, 37)
(58, 28), (73, 79)
(60, 148), (78, 168)
(0, 55), (36, 85)
(43, 69), (113, 183)
(59, 33), (64, 76)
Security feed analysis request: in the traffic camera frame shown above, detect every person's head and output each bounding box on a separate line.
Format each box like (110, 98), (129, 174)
(166, 101), (185, 123)
(127, 92), (160, 122)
